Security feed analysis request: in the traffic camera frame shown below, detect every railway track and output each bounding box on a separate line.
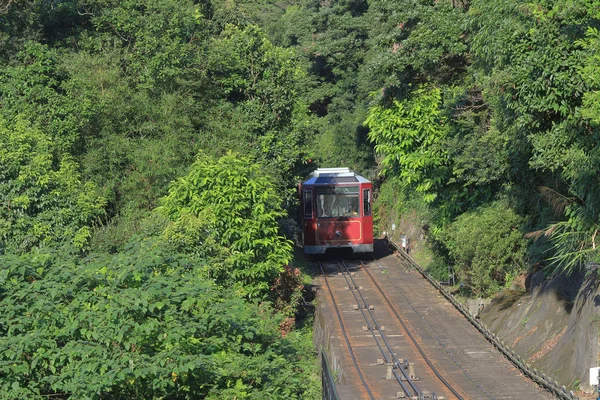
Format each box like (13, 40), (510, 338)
(318, 259), (464, 399)
(314, 246), (557, 399)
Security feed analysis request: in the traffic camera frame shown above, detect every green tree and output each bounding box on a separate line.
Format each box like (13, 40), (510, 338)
(526, 187), (600, 275)
(271, 0), (375, 172)
(0, 42), (92, 155)
(205, 24), (310, 191)
(443, 201), (528, 296)
(364, 0), (468, 91)
(76, 0), (208, 91)
(0, 117), (106, 252)
(158, 152), (293, 297)
(469, 0), (600, 273)
(365, 85), (449, 202)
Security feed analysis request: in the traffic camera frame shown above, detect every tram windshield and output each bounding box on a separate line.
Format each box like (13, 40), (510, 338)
(316, 186), (360, 218)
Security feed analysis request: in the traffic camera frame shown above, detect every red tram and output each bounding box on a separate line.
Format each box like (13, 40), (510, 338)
(300, 168), (373, 254)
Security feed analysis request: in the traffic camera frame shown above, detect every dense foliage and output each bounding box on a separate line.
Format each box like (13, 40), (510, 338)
(3, 0), (600, 396)
(443, 202), (528, 296)
(0, 243), (318, 399)
(271, 0), (600, 292)
(0, 1), (319, 398)
(364, 86), (448, 203)
(0, 116), (106, 253)
(159, 152), (293, 298)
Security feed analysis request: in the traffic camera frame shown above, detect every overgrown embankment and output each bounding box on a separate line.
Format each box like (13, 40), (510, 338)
(387, 209), (600, 397)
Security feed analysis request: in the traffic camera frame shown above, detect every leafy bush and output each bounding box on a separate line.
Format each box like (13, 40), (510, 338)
(158, 152), (293, 298)
(0, 117), (106, 252)
(0, 241), (319, 399)
(372, 177), (407, 236)
(270, 265), (304, 317)
(443, 201), (528, 296)
(365, 85), (448, 203)
(426, 256), (452, 284)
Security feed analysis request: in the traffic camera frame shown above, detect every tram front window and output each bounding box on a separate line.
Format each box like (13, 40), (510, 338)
(316, 186), (360, 218)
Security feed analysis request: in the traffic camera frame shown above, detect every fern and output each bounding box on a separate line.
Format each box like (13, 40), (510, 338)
(528, 187), (600, 275)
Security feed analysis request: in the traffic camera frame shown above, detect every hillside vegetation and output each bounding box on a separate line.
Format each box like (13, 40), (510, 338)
(1, 0), (600, 398)
(268, 0), (600, 293)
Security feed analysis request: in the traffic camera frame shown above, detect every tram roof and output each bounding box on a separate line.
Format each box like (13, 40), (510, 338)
(302, 167), (370, 185)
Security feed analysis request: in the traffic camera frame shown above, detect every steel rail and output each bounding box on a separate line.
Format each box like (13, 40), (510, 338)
(335, 260), (418, 397)
(361, 259), (465, 400)
(317, 261), (376, 400)
(368, 255), (492, 399)
(334, 261), (389, 361)
(336, 260), (422, 398)
(387, 238), (577, 400)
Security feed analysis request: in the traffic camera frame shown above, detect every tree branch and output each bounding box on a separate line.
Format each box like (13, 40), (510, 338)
(0, 0), (14, 14)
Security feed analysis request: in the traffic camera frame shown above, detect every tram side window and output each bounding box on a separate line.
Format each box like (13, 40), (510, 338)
(363, 189), (371, 216)
(304, 190), (313, 218)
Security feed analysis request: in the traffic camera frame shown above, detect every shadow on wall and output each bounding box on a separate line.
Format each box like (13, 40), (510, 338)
(526, 267), (587, 314)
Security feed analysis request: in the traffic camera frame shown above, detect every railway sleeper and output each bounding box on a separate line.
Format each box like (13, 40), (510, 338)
(398, 362), (419, 381)
(351, 304), (374, 310)
(396, 393), (437, 399)
(362, 325), (384, 331)
(394, 391), (422, 399)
